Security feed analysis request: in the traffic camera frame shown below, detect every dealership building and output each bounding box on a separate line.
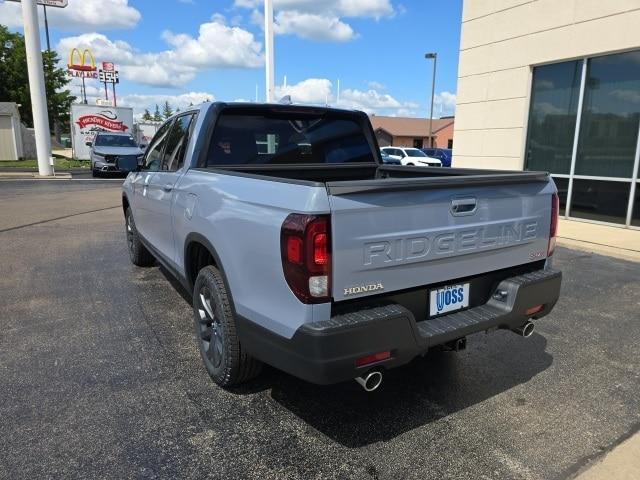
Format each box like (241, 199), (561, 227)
(454, 1), (640, 228)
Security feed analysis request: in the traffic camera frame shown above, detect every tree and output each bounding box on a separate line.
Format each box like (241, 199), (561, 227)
(153, 104), (162, 121)
(141, 109), (152, 121)
(162, 100), (173, 119)
(0, 25), (75, 134)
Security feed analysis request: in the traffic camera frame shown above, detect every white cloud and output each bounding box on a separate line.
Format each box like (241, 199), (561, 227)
(273, 77), (419, 116)
(236, 0), (393, 18)
(0, 0), (141, 31)
(274, 78), (333, 104)
(339, 88), (419, 114)
(434, 91), (456, 116)
(56, 19), (263, 88)
(367, 81), (385, 90)
(535, 102), (565, 116)
(161, 21), (263, 69)
(610, 89), (640, 104)
(240, 0), (393, 42)
(273, 11), (355, 42)
(120, 92), (215, 114)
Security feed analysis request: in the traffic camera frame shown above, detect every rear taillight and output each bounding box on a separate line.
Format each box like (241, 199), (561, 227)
(281, 214), (331, 303)
(548, 192), (559, 256)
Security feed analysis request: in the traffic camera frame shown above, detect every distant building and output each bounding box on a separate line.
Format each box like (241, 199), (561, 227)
(454, 0), (640, 227)
(0, 102), (23, 161)
(370, 116), (455, 149)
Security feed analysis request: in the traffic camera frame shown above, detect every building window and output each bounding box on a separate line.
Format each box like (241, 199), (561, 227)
(525, 50), (640, 227)
(575, 51), (640, 178)
(632, 185), (640, 227)
(413, 138), (423, 148)
(570, 179), (631, 224)
(447, 139), (453, 149)
(525, 60), (582, 174)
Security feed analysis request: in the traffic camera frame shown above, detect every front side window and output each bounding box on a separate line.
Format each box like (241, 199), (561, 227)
(205, 110), (375, 166)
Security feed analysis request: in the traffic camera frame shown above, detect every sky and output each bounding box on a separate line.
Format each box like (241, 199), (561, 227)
(0, 0), (462, 118)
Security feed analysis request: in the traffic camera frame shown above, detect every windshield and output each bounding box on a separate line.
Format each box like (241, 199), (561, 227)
(95, 135), (137, 147)
(206, 110), (375, 166)
(405, 149), (428, 157)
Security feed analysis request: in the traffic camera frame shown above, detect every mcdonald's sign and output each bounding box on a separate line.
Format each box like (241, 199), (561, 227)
(67, 48), (98, 79)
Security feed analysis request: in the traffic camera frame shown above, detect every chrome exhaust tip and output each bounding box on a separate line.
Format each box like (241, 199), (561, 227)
(513, 321), (535, 338)
(355, 370), (383, 392)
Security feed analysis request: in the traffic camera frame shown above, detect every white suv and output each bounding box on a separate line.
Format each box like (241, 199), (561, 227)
(380, 147), (442, 167)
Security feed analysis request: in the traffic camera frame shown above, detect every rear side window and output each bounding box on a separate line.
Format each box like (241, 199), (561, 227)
(143, 121), (172, 172)
(205, 111), (375, 166)
(161, 113), (196, 171)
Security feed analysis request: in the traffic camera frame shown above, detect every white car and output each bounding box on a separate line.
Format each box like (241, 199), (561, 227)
(380, 147), (442, 167)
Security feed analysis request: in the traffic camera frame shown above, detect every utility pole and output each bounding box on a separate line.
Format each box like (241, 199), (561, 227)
(43, 5), (50, 51)
(425, 52), (437, 148)
(264, 0), (274, 102)
(22, 0), (53, 176)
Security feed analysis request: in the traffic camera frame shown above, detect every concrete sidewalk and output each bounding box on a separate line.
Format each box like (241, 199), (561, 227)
(0, 171), (71, 179)
(557, 218), (640, 262)
(574, 431), (640, 480)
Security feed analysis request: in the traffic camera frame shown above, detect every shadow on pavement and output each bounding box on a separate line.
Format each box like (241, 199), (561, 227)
(158, 265), (553, 448)
(231, 334), (552, 448)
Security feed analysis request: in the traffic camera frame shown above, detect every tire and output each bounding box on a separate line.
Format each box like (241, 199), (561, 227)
(192, 265), (262, 387)
(125, 207), (155, 267)
(91, 167), (99, 178)
(406, 163), (414, 166)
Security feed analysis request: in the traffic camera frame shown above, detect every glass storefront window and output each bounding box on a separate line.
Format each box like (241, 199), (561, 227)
(570, 179), (631, 224)
(551, 176), (569, 215)
(525, 61), (582, 174)
(575, 51), (640, 178)
(632, 184), (640, 227)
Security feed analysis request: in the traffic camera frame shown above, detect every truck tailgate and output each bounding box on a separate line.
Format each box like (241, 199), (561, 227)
(328, 179), (554, 303)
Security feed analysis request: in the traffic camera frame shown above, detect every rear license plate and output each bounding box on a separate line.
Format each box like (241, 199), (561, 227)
(429, 283), (470, 316)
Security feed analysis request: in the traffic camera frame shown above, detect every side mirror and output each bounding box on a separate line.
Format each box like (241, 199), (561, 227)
(116, 156), (140, 173)
(85, 140), (93, 147)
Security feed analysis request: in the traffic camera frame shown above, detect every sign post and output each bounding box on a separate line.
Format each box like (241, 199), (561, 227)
(98, 62), (119, 107)
(21, 0), (53, 176)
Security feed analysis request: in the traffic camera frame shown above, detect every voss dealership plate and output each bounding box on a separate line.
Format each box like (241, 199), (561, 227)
(429, 283), (470, 316)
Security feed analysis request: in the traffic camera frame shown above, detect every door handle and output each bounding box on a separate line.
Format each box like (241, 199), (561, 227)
(451, 197), (477, 216)
(163, 183), (173, 192)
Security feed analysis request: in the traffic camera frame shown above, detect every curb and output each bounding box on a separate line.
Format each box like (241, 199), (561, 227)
(557, 237), (640, 263)
(0, 172), (73, 180)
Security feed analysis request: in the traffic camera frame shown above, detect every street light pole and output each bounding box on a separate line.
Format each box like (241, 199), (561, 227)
(43, 5), (50, 52)
(425, 52), (437, 148)
(22, 0), (53, 176)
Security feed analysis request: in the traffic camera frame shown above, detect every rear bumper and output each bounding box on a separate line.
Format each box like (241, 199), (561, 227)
(238, 268), (562, 385)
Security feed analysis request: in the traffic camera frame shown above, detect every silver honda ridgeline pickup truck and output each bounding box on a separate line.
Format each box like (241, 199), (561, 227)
(121, 102), (561, 392)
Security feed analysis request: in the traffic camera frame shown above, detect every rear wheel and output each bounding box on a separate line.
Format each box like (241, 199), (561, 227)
(193, 265), (262, 387)
(125, 207), (154, 266)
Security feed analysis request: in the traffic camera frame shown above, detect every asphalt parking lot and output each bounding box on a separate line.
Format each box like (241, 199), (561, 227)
(1, 179), (639, 480)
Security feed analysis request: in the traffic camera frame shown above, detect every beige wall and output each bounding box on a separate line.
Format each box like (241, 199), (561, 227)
(454, 0), (640, 169)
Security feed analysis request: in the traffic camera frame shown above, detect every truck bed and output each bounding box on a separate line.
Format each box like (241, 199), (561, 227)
(198, 163), (549, 189)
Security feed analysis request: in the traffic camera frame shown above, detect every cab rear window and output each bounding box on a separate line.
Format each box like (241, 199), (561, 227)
(205, 110), (376, 166)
